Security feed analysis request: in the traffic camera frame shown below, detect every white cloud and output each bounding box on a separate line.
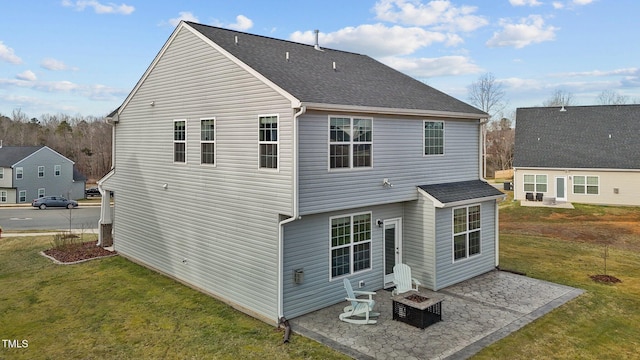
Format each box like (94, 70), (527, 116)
(0, 41), (22, 64)
(486, 15), (558, 48)
(0, 77), (127, 101)
(62, 0), (134, 15)
(573, 0), (595, 5)
(381, 55), (482, 77)
(509, 0), (542, 6)
(556, 68), (639, 77)
(552, 2), (564, 8)
(16, 70), (37, 81)
(227, 15), (253, 31)
(41, 58), (72, 71)
(373, 0), (488, 32)
(290, 24), (459, 57)
(168, 11), (199, 27)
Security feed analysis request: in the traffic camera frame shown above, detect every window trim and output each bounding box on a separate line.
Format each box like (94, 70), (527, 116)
(452, 204), (482, 262)
(329, 211), (373, 280)
(16, 167), (23, 180)
(523, 174), (548, 193)
(200, 117), (216, 166)
(54, 165), (61, 176)
(19, 190), (26, 203)
(173, 119), (187, 164)
(573, 175), (599, 195)
(423, 120), (445, 156)
(258, 114), (279, 170)
(328, 116), (373, 171)
(38, 165), (45, 178)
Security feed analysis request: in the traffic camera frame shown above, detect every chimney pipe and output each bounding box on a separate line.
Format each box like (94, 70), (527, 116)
(314, 29), (321, 50)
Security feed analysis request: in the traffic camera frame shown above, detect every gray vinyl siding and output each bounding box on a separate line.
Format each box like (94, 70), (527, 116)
(282, 203), (403, 319)
(298, 113), (480, 215)
(13, 148), (75, 202)
(403, 196), (436, 289)
(104, 27), (294, 323)
(433, 201), (497, 290)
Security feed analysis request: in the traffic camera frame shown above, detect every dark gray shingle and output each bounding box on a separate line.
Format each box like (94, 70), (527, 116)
(0, 146), (43, 167)
(418, 180), (504, 204)
(514, 105), (640, 169)
(186, 22), (485, 116)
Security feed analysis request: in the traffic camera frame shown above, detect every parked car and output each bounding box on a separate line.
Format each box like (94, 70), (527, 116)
(85, 187), (101, 197)
(32, 196), (78, 210)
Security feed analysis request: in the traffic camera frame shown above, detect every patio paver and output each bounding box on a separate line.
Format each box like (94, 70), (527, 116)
(290, 270), (583, 360)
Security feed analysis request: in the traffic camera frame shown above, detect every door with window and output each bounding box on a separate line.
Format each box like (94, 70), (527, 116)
(383, 218), (402, 287)
(556, 176), (567, 202)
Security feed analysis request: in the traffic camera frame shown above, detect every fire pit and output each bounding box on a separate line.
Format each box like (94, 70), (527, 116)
(392, 291), (443, 329)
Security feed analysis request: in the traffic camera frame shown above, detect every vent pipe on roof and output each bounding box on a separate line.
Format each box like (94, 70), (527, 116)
(313, 29), (321, 51)
(559, 105), (567, 112)
(235, 35), (238, 45)
(286, 51), (289, 61)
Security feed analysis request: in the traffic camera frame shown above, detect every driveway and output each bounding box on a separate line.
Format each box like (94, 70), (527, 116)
(290, 270), (583, 360)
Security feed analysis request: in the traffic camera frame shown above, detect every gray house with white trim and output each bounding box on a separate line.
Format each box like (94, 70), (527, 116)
(0, 145), (85, 204)
(100, 21), (504, 324)
(513, 105), (640, 206)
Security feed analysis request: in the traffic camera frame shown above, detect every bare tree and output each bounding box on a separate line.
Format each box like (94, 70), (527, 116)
(596, 90), (629, 105)
(486, 118), (515, 173)
(543, 89), (575, 107)
(467, 73), (506, 119)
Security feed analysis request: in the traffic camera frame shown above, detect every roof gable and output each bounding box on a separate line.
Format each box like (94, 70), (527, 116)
(514, 105), (640, 169)
(0, 146), (44, 167)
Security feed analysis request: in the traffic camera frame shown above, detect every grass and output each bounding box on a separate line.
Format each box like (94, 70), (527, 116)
(473, 199), (640, 359)
(0, 236), (349, 360)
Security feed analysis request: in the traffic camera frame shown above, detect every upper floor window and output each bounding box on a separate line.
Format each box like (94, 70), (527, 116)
(453, 205), (481, 261)
(523, 174), (547, 193)
(38, 166), (45, 178)
(573, 175), (599, 195)
(54, 165), (61, 176)
(259, 115), (278, 169)
(329, 117), (372, 169)
(16, 167), (23, 180)
(200, 118), (216, 165)
(174, 120), (186, 163)
(330, 212), (372, 278)
(424, 121), (444, 155)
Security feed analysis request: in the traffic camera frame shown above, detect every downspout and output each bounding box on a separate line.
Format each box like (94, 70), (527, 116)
(495, 198), (500, 267)
(97, 114), (117, 246)
(479, 117), (489, 181)
(277, 105), (306, 332)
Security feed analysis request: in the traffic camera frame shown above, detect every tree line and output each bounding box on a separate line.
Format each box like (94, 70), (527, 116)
(0, 109), (112, 182)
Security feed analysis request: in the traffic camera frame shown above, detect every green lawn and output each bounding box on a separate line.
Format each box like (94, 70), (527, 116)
(0, 235), (348, 360)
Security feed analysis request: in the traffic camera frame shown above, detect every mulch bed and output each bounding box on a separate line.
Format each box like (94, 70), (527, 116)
(43, 241), (116, 263)
(589, 274), (622, 284)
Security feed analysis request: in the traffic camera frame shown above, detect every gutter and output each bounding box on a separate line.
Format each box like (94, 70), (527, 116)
(97, 113), (118, 246)
(277, 105), (306, 324)
(479, 118), (489, 180)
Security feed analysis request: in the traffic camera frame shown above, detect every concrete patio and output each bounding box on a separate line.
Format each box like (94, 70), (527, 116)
(290, 270), (583, 360)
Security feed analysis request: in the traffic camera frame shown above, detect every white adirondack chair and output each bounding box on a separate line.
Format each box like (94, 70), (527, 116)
(392, 263), (421, 296)
(339, 278), (379, 325)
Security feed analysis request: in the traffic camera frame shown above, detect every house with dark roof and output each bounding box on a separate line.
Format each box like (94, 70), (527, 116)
(99, 21), (504, 324)
(0, 145), (86, 204)
(513, 105), (640, 206)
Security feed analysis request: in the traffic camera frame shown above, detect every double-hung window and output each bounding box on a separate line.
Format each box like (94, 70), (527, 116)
(19, 190), (26, 203)
(38, 188), (45, 198)
(54, 165), (61, 176)
(330, 213), (372, 278)
(453, 205), (481, 261)
(329, 117), (372, 169)
(0, 191), (7, 203)
(0, 168), (3, 179)
(38, 166), (45, 178)
(523, 174), (547, 192)
(573, 175), (599, 195)
(424, 121), (444, 155)
(200, 118), (216, 165)
(16, 167), (23, 180)
(259, 115), (278, 169)
(173, 120), (186, 163)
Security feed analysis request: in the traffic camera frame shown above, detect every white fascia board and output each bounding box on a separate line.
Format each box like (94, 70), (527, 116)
(303, 102), (487, 120)
(514, 166), (640, 173)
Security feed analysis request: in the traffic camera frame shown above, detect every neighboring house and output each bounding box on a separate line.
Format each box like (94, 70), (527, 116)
(99, 21), (505, 324)
(0, 145), (86, 204)
(513, 105), (640, 206)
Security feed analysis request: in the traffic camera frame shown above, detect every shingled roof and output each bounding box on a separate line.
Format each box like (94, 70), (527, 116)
(0, 146), (44, 167)
(186, 22), (485, 117)
(513, 105), (640, 169)
(418, 180), (504, 207)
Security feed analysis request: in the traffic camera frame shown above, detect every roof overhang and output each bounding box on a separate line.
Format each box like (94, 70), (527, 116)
(514, 166), (640, 173)
(417, 180), (506, 208)
(301, 102), (487, 120)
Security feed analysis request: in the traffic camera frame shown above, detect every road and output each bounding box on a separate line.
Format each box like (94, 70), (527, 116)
(0, 205), (111, 231)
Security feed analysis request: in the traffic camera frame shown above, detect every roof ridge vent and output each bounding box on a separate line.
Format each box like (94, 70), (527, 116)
(313, 29), (323, 51)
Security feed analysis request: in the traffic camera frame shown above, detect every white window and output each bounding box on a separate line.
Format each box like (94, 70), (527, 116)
(523, 174), (547, 193)
(0, 168), (4, 179)
(424, 121), (444, 155)
(16, 167), (23, 180)
(330, 212), (372, 278)
(0, 191), (6, 203)
(54, 165), (61, 176)
(174, 120), (186, 163)
(19, 190), (26, 203)
(259, 115), (278, 169)
(453, 205), (481, 261)
(38, 188), (45, 198)
(573, 175), (599, 195)
(329, 117), (372, 169)
(200, 118), (216, 165)
(38, 166), (45, 178)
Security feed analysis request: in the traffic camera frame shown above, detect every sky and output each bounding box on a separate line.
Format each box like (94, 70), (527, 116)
(1, 0), (639, 120)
